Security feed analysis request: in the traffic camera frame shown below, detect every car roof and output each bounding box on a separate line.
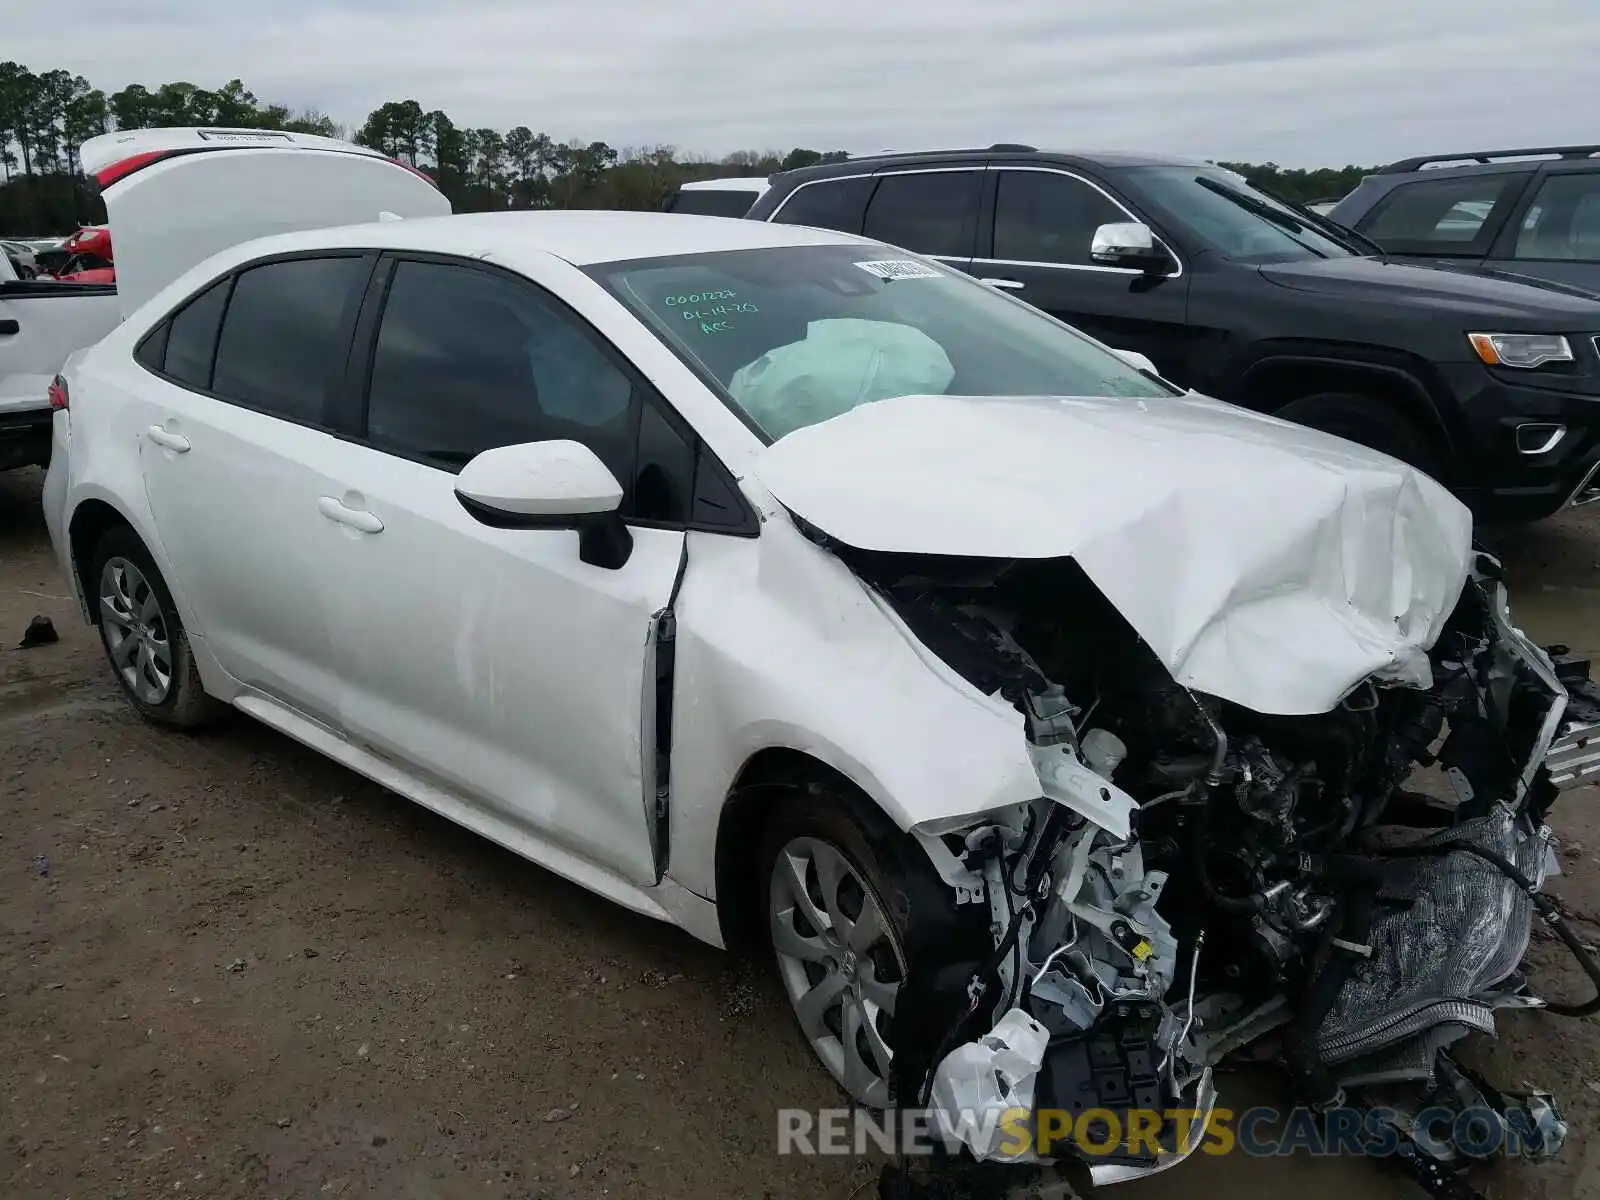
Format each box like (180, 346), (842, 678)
(223, 209), (873, 269)
(678, 177), (770, 193)
(771, 147), (1208, 184)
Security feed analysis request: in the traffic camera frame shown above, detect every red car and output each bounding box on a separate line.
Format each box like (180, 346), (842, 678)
(49, 225), (115, 283)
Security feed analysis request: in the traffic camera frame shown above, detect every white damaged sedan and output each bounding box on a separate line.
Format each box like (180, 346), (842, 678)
(44, 129), (1600, 1198)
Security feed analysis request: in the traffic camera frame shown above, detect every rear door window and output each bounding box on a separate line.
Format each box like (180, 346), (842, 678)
(862, 171), (981, 258)
(1357, 174), (1526, 255)
(1512, 172), (1600, 262)
(991, 170), (1128, 265)
(769, 177), (875, 234)
(210, 255), (369, 424)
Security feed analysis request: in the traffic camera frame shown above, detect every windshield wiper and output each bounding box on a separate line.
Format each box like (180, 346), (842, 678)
(1254, 183), (1387, 257)
(1193, 176), (1331, 258)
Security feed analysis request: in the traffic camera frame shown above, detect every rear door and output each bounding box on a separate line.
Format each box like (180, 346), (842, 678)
(766, 165), (987, 271)
(134, 251), (375, 727)
(975, 165), (1191, 376)
(1487, 164), (1600, 291)
(858, 167), (985, 273)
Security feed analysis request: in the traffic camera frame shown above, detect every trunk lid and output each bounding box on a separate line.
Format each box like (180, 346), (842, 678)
(80, 127), (451, 318)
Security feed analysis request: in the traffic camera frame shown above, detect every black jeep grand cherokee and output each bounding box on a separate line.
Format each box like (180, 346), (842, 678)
(744, 147), (1600, 524)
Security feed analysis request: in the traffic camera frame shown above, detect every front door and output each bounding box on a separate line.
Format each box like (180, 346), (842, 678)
(972, 166), (1192, 380)
(319, 255), (697, 885)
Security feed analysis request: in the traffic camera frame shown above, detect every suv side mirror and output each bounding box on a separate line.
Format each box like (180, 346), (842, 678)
(1091, 222), (1177, 276)
(455, 440), (633, 569)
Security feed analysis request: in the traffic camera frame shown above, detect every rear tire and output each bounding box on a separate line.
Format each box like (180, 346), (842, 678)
(1275, 391), (1446, 480)
(89, 525), (225, 729)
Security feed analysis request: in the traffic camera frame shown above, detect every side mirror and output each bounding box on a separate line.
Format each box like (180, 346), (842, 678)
(455, 440), (633, 569)
(1091, 222), (1177, 276)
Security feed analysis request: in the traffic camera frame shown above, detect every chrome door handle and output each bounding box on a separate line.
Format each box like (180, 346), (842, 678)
(317, 495), (384, 534)
(146, 425), (191, 453)
(979, 277), (1025, 290)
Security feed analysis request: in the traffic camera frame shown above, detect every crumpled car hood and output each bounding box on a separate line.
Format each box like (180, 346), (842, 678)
(755, 392), (1474, 716)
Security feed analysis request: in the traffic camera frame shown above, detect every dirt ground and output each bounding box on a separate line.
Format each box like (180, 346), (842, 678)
(2, 464), (1598, 1200)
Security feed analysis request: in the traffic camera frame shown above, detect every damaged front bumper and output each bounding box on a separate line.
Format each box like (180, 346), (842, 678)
(925, 1005), (1220, 1185)
(1087, 1068), (1218, 1186)
(906, 553), (1598, 1194)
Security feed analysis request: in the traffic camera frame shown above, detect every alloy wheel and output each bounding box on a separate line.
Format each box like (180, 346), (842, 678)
(769, 836), (905, 1109)
(99, 557), (174, 706)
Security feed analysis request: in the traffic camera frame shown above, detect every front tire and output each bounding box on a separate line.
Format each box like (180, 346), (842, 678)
(759, 787), (991, 1110)
(90, 526), (224, 728)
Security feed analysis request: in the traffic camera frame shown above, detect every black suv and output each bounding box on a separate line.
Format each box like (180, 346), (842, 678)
(744, 147), (1600, 523)
(1329, 145), (1600, 295)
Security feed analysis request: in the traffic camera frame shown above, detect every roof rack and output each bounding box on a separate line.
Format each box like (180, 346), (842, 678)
(1379, 145), (1600, 173)
(853, 144), (1040, 161)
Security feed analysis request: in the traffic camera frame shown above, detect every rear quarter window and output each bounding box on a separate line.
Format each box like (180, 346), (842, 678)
(158, 278), (232, 389)
(133, 320), (170, 374)
(768, 176), (875, 234)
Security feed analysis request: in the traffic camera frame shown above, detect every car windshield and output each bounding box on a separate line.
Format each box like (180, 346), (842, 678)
(1125, 166), (1359, 264)
(585, 244), (1174, 442)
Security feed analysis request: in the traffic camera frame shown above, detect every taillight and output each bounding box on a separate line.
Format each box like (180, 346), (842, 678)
(94, 150), (171, 188)
(47, 375), (68, 411)
(387, 158), (441, 191)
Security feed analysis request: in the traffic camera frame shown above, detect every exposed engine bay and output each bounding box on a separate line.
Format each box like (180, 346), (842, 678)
(830, 541), (1600, 1199)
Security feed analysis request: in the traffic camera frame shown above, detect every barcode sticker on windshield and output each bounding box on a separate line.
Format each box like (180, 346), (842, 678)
(853, 259), (944, 280)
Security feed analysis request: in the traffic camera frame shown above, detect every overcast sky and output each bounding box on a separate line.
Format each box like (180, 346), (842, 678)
(4, 0), (1594, 166)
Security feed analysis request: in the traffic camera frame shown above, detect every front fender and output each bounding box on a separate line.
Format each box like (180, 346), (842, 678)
(666, 516), (1041, 900)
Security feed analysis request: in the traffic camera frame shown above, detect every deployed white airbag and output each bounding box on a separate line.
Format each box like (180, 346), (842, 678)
(728, 318), (954, 439)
